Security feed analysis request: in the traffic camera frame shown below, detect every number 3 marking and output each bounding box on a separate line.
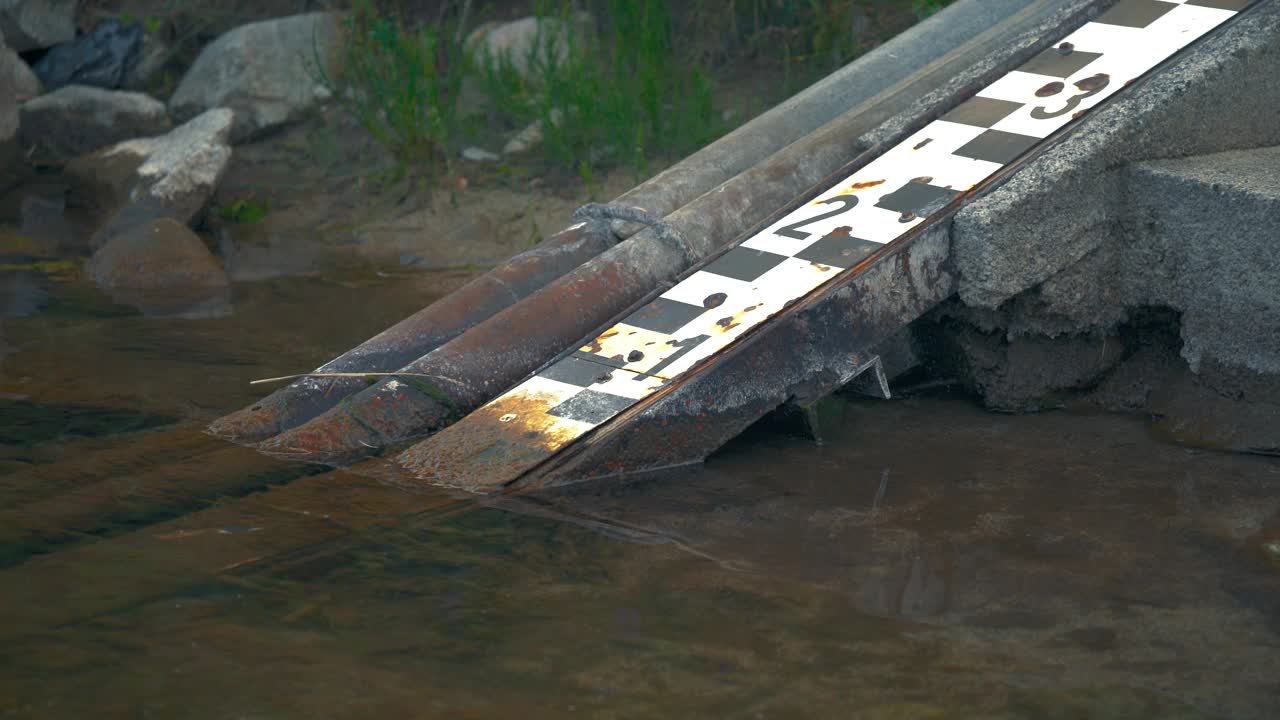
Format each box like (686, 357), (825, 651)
(774, 194), (859, 240)
(1031, 73), (1111, 120)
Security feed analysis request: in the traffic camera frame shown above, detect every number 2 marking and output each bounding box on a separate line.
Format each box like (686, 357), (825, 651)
(774, 194), (859, 240)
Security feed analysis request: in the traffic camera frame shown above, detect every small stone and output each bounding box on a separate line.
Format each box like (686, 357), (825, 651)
(504, 121), (544, 155)
(461, 146), (499, 163)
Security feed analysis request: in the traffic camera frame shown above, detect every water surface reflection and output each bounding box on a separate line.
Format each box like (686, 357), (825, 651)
(0, 264), (1277, 719)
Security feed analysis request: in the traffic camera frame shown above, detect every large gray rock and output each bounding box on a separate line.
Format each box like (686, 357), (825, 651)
(168, 12), (342, 142)
(0, 0), (74, 52)
(465, 15), (589, 79)
(0, 33), (26, 190)
(87, 216), (231, 318)
(65, 108), (233, 229)
(20, 85), (170, 159)
(1124, 147), (1280, 376)
(1, 33), (39, 101)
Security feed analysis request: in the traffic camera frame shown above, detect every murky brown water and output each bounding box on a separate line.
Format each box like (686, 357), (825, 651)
(1, 253), (1278, 719)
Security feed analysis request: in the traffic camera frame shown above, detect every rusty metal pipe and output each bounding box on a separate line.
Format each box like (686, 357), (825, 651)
(254, 0), (1087, 464)
(207, 0), (1038, 444)
(207, 222), (616, 442)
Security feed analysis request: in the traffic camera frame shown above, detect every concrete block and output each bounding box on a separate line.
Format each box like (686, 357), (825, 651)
(1127, 145), (1280, 375)
(952, 2), (1280, 310)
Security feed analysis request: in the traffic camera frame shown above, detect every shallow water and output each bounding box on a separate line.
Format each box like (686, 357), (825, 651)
(1, 260), (1278, 719)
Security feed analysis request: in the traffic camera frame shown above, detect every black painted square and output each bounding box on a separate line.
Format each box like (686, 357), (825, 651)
(1187, 0), (1250, 9)
(622, 297), (707, 334)
(539, 355), (618, 387)
(547, 389), (635, 425)
(1094, 0), (1176, 27)
(953, 129), (1039, 165)
(875, 181), (960, 216)
(702, 247), (789, 282)
(941, 97), (1024, 128)
(1017, 46), (1103, 79)
(794, 232), (881, 268)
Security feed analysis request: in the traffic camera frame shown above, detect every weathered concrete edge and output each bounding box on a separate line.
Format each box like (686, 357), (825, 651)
(950, 1), (1280, 312)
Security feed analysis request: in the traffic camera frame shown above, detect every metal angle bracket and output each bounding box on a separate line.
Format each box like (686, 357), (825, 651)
(799, 355), (891, 444)
(844, 355), (892, 400)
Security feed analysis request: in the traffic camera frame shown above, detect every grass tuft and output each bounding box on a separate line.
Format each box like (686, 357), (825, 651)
(473, 0), (723, 178)
(316, 0), (467, 183)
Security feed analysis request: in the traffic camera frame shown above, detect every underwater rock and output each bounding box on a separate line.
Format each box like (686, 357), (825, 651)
(87, 216), (231, 318)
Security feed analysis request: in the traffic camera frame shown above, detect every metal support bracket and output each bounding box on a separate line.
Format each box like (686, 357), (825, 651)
(844, 355), (892, 400)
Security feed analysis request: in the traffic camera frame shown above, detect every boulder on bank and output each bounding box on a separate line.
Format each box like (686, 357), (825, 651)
(1, 33), (39, 101)
(465, 15), (590, 79)
(0, 33), (25, 190)
(0, 0), (74, 52)
(168, 12), (342, 142)
(20, 85), (170, 160)
(30, 18), (144, 91)
(87, 216), (231, 318)
(65, 107), (233, 233)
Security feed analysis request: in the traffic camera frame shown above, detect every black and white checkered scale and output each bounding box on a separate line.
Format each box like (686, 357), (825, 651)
(470, 0), (1252, 455)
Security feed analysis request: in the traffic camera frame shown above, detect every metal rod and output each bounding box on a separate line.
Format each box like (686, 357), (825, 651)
(252, 0), (1090, 464)
(206, 0), (1046, 444)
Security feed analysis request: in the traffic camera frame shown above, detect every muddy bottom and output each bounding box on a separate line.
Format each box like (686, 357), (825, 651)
(1, 268), (1278, 719)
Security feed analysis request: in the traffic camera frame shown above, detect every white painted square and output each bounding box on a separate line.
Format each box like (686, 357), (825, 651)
(506, 375), (584, 405)
(660, 270), (754, 308)
(978, 70), (1067, 105)
(1059, 21), (1147, 56)
(1144, 3), (1236, 48)
(588, 368), (666, 400)
(577, 322), (689, 377)
(841, 204), (924, 245)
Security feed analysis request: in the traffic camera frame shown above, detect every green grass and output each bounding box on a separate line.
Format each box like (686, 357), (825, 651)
(325, 0), (952, 185)
(473, 0), (722, 178)
(316, 0), (466, 182)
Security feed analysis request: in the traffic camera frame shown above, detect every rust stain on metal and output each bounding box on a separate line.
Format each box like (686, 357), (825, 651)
(1075, 73), (1109, 92)
(627, 350), (645, 362)
(913, 138), (932, 150)
(899, 211), (917, 223)
(1036, 81), (1065, 97)
(397, 388), (591, 491)
(703, 292), (727, 309)
(1057, 41), (1074, 55)
(846, 178), (886, 191)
